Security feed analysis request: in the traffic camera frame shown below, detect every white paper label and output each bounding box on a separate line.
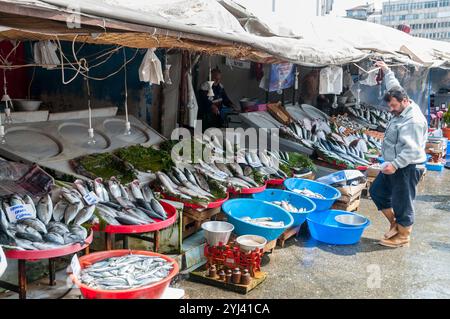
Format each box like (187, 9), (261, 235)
(70, 254), (81, 277)
(6, 204), (36, 222)
(83, 191), (99, 205)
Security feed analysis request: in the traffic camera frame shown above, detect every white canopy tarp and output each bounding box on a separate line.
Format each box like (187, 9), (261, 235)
(1, 0), (450, 67)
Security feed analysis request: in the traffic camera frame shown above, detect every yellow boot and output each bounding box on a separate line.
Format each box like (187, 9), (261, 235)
(381, 208), (398, 239)
(379, 225), (412, 248)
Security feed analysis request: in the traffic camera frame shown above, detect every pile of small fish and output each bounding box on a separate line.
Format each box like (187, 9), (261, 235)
(281, 118), (332, 150)
(271, 200), (307, 213)
(0, 193), (90, 251)
(292, 188), (326, 199)
(79, 254), (174, 290)
(346, 104), (392, 130)
(76, 178), (168, 226)
(240, 217), (285, 228)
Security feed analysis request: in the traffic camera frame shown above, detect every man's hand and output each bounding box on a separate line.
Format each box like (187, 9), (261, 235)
(382, 162), (397, 175)
(375, 61), (389, 72)
(211, 103), (220, 115)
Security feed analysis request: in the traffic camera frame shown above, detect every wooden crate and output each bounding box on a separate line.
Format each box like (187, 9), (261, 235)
(182, 207), (222, 239)
(332, 198), (361, 212)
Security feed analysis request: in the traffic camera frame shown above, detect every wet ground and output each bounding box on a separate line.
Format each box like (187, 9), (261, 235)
(1, 170), (449, 299)
(179, 170), (450, 299)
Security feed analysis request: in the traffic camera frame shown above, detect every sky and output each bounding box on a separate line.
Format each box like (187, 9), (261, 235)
(236, 0), (385, 20)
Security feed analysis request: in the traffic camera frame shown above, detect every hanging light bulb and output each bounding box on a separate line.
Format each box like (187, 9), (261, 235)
(2, 71), (13, 124)
(122, 48), (131, 135)
(85, 75), (96, 146)
(0, 109), (6, 144)
(163, 54), (172, 85)
(355, 71), (361, 109)
(332, 94), (338, 109)
(207, 56), (214, 101)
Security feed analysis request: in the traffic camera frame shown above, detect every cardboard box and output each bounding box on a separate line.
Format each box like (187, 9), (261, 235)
(336, 182), (367, 204)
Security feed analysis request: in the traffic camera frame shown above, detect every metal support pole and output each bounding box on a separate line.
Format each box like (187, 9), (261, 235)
(49, 258), (56, 286)
(18, 260), (26, 300)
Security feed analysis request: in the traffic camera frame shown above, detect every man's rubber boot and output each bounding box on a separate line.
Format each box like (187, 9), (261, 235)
(381, 208), (398, 239)
(379, 225), (412, 248)
(384, 223), (398, 239)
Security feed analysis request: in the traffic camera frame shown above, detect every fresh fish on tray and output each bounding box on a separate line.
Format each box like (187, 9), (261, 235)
(292, 188), (326, 199)
(79, 253), (174, 290)
(240, 216), (285, 228)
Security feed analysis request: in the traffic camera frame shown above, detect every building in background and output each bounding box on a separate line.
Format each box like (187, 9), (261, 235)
(381, 0), (450, 41)
(346, 3), (376, 20)
(317, 0), (334, 16)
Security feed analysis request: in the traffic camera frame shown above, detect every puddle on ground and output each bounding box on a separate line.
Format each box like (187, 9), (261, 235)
(434, 201), (450, 211)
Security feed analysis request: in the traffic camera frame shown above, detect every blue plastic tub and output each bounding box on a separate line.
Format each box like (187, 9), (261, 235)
(251, 189), (316, 227)
(307, 210), (370, 245)
(283, 178), (341, 211)
(221, 199), (293, 241)
(426, 162), (444, 171)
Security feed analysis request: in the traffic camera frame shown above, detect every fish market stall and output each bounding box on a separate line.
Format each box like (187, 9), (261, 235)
(0, 162), (94, 299)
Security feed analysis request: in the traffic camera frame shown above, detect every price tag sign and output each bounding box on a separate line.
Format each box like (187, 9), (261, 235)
(83, 191), (99, 205)
(6, 204), (36, 222)
(69, 254), (81, 277)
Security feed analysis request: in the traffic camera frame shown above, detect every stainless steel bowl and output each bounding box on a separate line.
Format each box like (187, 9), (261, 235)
(201, 221), (234, 246)
(13, 99), (42, 112)
(236, 235), (267, 252)
(335, 214), (368, 227)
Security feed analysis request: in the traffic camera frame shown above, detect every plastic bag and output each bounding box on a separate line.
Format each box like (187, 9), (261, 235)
(360, 69), (379, 86)
(316, 169), (366, 187)
(139, 49), (164, 84)
(33, 41), (60, 69)
(319, 66), (343, 94)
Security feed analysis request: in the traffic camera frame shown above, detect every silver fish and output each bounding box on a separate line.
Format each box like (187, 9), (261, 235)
(119, 183), (129, 200)
(64, 202), (83, 224)
(23, 195), (36, 216)
(126, 208), (154, 223)
(18, 218), (47, 234)
(53, 200), (69, 222)
(43, 232), (65, 245)
(63, 232), (84, 245)
(228, 163), (244, 176)
(150, 199), (167, 220)
(36, 194), (53, 225)
(115, 214), (146, 225)
(73, 205), (96, 226)
(16, 227), (43, 242)
(108, 177), (122, 199)
(14, 238), (37, 250)
(130, 180), (144, 200)
(213, 162), (233, 177)
(60, 187), (81, 204)
(156, 172), (191, 200)
(96, 210), (121, 225)
(193, 170), (211, 193)
(183, 168), (199, 186)
(74, 179), (89, 196)
(141, 185), (155, 202)
(116, 197), (136, 209)
(94, 178), (110, 202)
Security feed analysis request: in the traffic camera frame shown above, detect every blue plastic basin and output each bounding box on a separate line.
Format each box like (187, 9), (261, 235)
(283, 178), (341, 211)
(221, 199), (293, 241)
(251, 189), (316, 227)
(307, 210), (370, 245)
